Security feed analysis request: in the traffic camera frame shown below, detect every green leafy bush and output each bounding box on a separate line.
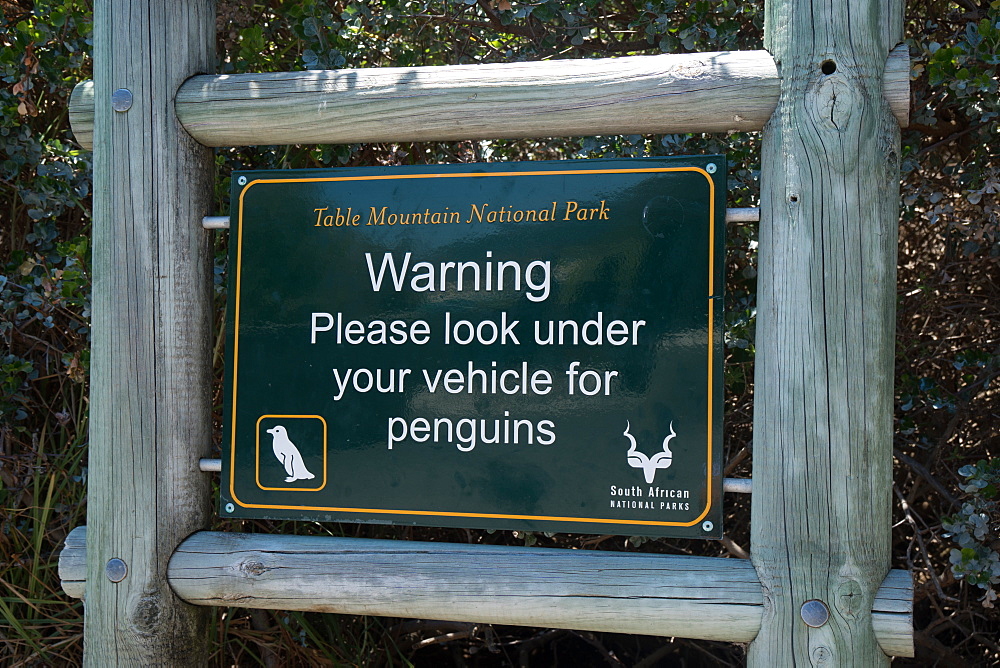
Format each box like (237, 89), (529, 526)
(943, 459), (1000, 607)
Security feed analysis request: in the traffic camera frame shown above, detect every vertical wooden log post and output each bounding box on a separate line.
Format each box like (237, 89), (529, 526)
(86, 1), (216, 664)
(750, 0), (904, 664)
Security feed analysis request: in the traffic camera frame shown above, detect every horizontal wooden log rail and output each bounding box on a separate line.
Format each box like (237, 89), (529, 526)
(68, 47), (909, 150)
(58, 527), (913, 656)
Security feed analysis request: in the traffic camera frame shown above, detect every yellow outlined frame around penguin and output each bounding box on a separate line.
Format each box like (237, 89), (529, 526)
(255, 414), (328, 492)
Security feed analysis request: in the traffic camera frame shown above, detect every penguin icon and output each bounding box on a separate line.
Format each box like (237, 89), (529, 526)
(266, 425), (316, 483)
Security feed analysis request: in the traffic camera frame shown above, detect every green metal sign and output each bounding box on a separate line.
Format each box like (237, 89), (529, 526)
(222, 157), (725, 538)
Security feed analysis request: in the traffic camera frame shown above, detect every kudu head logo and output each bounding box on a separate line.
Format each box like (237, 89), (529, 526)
(624, 420), (675, 483)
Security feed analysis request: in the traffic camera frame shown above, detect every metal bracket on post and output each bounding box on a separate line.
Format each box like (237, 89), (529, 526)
(202, 216), (230, 229)
(723, 478), (752, 494)
(199, 458), (222, 472)
(724, 207), (760, 223)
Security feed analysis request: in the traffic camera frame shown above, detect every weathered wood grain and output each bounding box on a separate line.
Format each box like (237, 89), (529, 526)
(58, 528), (914, 655)
(85, 0), (216, 664)
(68, 81), (93, 148)
(67, 47), (909, 150)
(749, 0), (908, 663)
(883, 43), (911, 128)
(58, 525), (86, 600)
(871, 569), (914, 656)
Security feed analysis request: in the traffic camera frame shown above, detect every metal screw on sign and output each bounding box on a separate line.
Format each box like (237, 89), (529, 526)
(237, 176), (248, 186)
(702, 520), (714, 532)
(800, 599), (831, 628)
(225, 503), (235, 513)
(111, 89), (133, 113)
(105, 558), (128, 583)
(706, 163), (717, 174)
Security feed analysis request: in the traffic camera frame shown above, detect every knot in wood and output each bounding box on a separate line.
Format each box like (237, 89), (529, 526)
(131, 595), (163, 636)
(835, 579), (865, 618)
(809, 74), (857, 133)
(810, 645), (833, 666)
(665, 58), (708, 82)
(240, 559), (269, 577)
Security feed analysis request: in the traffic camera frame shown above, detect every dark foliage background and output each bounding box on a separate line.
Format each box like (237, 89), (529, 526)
(1, 0), (997, 665)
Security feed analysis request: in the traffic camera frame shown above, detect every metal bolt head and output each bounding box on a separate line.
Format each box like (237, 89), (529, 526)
(706, 162), (717, 174)
(800, 599), (831, 627)
(702, 520), (714, 532)
(106, 557), (128, 583)
(111, 89), (133, 112)
(237, 176), (248, 186)
(225, 502), (236, 513)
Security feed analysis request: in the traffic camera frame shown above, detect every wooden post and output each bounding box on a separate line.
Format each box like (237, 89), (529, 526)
(749, 0), (905, 664)
(86, 0), (216, 664)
